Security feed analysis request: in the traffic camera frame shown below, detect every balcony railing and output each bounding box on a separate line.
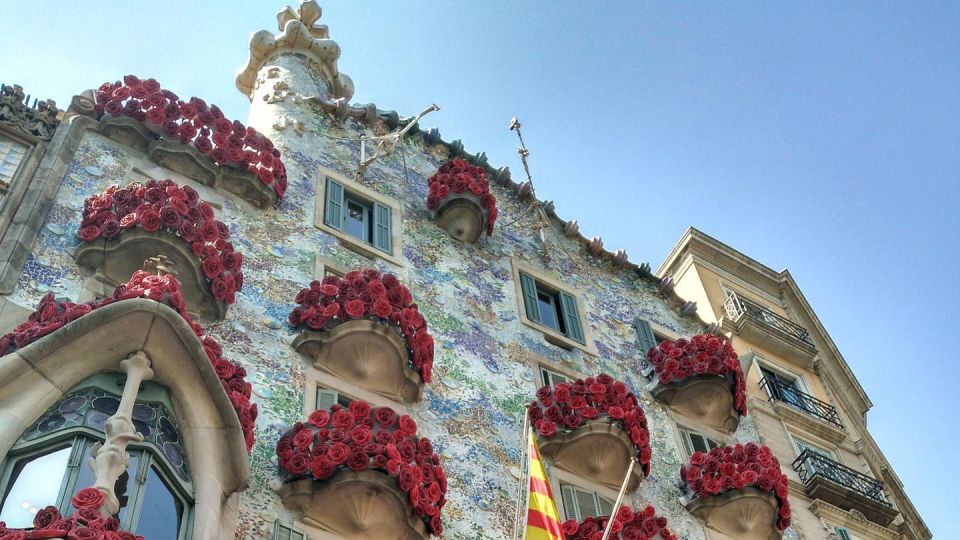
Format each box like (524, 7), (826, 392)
(723, 292), (815, 348)
(793, 449), (889, 507)
(760, 376), (844, 429)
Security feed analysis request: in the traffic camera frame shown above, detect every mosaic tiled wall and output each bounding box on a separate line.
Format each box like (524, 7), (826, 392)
(6, 51), (801, 540)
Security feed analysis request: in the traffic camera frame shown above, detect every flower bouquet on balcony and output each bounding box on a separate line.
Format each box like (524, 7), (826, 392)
(561, 504), (677, 540)
(0, 497), (144, 539)
(287, 269), (434, 383)
(94, 75), (287, 197)
(276, 400), (446, 536)
(426, 158), (498, 237)
(78, 179), (245, 305)
(646, 334), (747, 416)
(679, 443), (792, 530)
(528, 374), (652, 476)
(0, 270), (257, 452)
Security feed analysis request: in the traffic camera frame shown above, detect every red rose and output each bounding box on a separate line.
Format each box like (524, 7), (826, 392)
(398, 414), (417, 436)
(292, 429), (313, 449)
(202, 256), (223, 280)
(310, 456), (333, 479)
(139, 209), (160, 232)
(351, 425), (372, 446)
(287, 452), (310, 475)
(332, 410), (354, 430)
(327, 442), (350, 464)
(347, 449), (369, 471)
(79, 224), (101, 242)
(198, 220), (218, 242)
(536, 420), (557, 437)
(32, 505), (61, 529)
(374, 407), (396, 428)
(348, 400), (371, 420)
(343, 299), (364, 318)
(71, 487), (105, 510)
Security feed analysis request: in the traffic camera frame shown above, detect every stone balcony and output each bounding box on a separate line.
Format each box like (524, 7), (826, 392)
(722, 292), (817, 367)
(793, 449), (899, 527)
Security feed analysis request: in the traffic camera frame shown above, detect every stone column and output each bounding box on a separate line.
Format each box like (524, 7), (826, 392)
(88, 351), (154, 515)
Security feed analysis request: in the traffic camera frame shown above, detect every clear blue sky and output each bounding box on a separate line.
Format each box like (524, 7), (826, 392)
(3, 2), (956, 536)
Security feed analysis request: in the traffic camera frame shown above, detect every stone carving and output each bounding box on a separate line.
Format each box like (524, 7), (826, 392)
(237, 0), (354, 101)
(0, 83), (60, 140)
(89, 351), (154, 515)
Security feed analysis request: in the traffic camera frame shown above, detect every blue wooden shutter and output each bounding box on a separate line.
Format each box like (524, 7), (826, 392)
(559, 292), (584, 343)
(834, 528), (852, 540)
(633, 317), (658, 356)
(373, 202), (391, 252)
(519, 272), (541, 323)
(323, 178), (345, 230)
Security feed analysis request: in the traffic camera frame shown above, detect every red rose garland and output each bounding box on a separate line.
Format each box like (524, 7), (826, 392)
(561, 505), (678, 540)
(529, 374), (653, 476)
(426, 158), (498, 236)
(79, 179), (245, 305)
(277, 400), (446, 536)
(0, 271), (257, 453)
(646, 334), (747, 416)
(679, 443), (792, 530)
(93, 75), (287, 198)
(0, 500), (144, 539)
(287, 269), (435, 383)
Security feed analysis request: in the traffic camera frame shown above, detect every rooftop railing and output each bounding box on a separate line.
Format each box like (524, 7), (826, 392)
(723, 291), (815, 348)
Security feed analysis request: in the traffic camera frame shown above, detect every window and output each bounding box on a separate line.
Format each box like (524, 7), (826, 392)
(760, 365), (806, 409)
(834, 526), (853, 540)
(322, 176), (392, 254)
(680, 428), (722, 456)
(519, 271), (584, 344)
(540, 366), (572, 387)
(794, 437), (835, 460)
(272, 521), (306, 540)
(0, 377), (192, 537)
(0, 135), (28, 200)
(315, 386), (353, 411)
(559, 484), (613, 521)
(632, 318), (658, 356)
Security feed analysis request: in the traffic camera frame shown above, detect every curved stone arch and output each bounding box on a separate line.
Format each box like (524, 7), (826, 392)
(0, 298), (249, 540)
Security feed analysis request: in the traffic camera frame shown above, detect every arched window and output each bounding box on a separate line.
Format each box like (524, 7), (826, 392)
(0, 373), (192, 538)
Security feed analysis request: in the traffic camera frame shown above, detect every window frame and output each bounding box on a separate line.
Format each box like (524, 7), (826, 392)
(558, 482), (614, 522)
(302, 367), (402, 419)
(510, 258), (597, 355)
(678, 427), (723, 457)
(272, 520), (306, 540)
(314, 167), (403, 266)
(792, 435), (838, 462)
(833, 526), (853, 540)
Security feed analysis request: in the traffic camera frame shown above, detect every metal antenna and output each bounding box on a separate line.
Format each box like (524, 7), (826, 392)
(509, 117), (551, 259)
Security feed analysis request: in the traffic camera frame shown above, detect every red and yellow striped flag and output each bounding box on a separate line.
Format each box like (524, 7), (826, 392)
(524, 429), (566, 540)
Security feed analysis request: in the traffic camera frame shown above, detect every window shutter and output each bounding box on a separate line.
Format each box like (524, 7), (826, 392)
(632, 317), (658, 357)
(541, 368), (570, 387)
(559, 292), (584, 344)
(272, 522), (305, 540)
(372, 202), (392, 252)
(834, 527), (852, 540)
(573, 487), (599, 520)
(560, 484), (578, 521)
(323, 178), (345, 230)
(519, 273), (541, 323)
(597, 495), (614, 518)
(316, 388), (339, 411)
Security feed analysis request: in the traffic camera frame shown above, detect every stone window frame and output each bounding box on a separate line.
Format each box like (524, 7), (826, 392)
(510, 257), (598, 356)
(668, 418), (730, 460)
(313, 255), (348, 282)
(301, 368), (404, 420)
(314, 166), (404, 267)
(534, 359), (585, 389)
(753, 354), (812, 395)
(552, 471), (617, 523)
(790, 433), (839, 462)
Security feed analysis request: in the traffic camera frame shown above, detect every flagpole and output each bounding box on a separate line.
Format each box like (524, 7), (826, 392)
(600, 457), (637, 540)
(513, 406), (531, 540)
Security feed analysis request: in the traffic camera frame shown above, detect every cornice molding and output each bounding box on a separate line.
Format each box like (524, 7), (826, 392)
(809, 499), (899, 540)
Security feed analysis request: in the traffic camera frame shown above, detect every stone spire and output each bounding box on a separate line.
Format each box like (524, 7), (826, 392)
(236, 1), (354, 102)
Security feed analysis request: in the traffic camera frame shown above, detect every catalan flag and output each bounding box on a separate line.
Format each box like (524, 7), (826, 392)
(524, 428), (566, 540)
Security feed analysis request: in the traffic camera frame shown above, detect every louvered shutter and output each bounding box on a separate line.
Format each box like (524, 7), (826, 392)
(541, 368), (570, 387)
(560, 484), (578, 521)
(597, 495), (614, 518)
(834, 527), (852, 540)
(574, 487), (597, 520)
(324, 178), (345, 230)
(373, 202), (392, 252)
(633, 317), (658, 357)
(519, 272), (541, 323)
(316, 388), (339, 411)
(272, 522), (305, 540)
(559, 292), (584, 343)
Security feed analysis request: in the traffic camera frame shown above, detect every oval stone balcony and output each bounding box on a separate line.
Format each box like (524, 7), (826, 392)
(275, 401), (445, 539)
(678, 443), (791, 540)
(644, 334), (746, 433)
(530, 374), (651, 492)
(288, 270), (433, 403)
(426, 158), (497, 243)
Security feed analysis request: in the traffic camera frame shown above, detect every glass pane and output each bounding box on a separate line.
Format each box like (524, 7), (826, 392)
(689, 433), (708, 453)
(0, 446), (71, 528)
(537, 293), (561, 332)
(133, 465), (182, 538)
(345, 199), (367, 241)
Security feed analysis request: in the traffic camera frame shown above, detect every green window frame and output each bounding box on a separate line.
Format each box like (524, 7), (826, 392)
(518, 271), (585, 344)
(834, 526), (853, 540)
(632, 317), (658, 357)
(323, 177), (392, 254)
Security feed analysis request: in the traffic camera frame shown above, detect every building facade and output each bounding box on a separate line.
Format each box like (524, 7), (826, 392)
(0, 3), (929, 540)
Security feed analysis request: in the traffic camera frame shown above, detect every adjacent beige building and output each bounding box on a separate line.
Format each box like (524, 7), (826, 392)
(657, 227), (931, 540)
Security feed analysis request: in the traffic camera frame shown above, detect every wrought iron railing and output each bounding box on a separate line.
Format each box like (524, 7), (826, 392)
(793, 449), (890, 507)
(760, 376), (844, 429)
(723, 291), (815, 348)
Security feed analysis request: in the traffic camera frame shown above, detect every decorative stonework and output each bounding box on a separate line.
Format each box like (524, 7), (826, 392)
(236, 1), (354, 101)
(427, 158), (497, 242)
(684, 486), (781, 540)
(647, 375), (740, 433)
(0, 83), (60, 140)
